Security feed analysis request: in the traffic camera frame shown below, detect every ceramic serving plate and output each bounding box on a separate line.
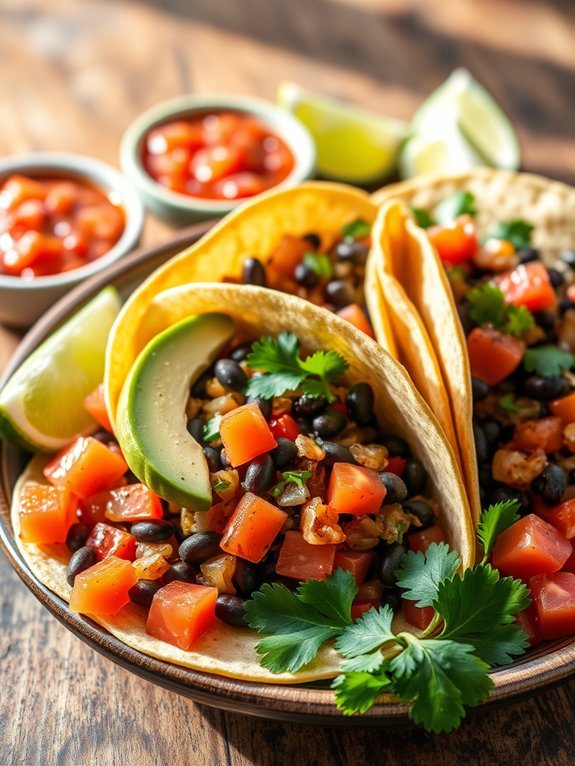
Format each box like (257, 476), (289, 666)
(2, 227), (575, 726)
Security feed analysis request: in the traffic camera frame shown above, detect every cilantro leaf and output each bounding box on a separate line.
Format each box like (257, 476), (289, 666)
(523, 345), (575, 378)
(341, 218), (371, 238)
(499, 393), (519, 414)
(477, 500), (521, 561)
(213, 478), (231, 492)
(466, 283), (534, 337)
(333, 668), (392, 715)
(487, 220), (534, 251)
(303, 252), (333, 279)
(300, 350), (349, 403)
(271, 470), (312, 498)
(505, 304), (535, 336)
(340, 650), (387, 673)
(434, 191), (477, 225)
(335, 604), (395, 658)
(389, 636), (493, 733)
(412, 208), (435, 229)
(298, 568), (358, 625)
(202, 414), (221, 443)
(395, 543), (461, 608)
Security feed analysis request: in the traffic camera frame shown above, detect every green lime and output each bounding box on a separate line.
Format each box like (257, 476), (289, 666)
(277, 81), (407, 184)
(0, 286), (121, 452)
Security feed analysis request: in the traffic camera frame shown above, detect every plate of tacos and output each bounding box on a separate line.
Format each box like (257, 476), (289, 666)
(1, 178), (575, 732)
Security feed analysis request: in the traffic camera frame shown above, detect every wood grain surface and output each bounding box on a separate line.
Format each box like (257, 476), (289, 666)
(2, 0), (575, 763)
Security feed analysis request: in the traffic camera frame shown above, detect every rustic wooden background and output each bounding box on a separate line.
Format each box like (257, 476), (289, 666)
(2, 0), (575, 763)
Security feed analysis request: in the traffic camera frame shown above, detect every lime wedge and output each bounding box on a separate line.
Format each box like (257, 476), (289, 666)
(0, 287), (122, 452)
(277, 81), (407, 184)
(399, 123), (485, 179)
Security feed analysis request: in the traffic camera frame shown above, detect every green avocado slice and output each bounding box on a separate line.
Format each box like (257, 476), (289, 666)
(116, 313), (236, 510)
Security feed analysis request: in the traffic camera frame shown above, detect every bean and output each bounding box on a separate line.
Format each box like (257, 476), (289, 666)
(234, 559), (259, 596)
(203, 446), (221, 472)
(325, 279), (355, 308)
(322, 441), (356, 467)
(186, 417), (203, 442)
(216, 594), (248, 627)
(294, 261), (320, 287)
(489, 485), (530, 514)
(523, 375), (567, 400)
(483, 419), (502, 447)
(376, 435), (410, 458)
(471, 377), (490, 402)
(129, 579), (161, 609)
(531, 464), (567, 506)
(548, 267), (565, 288)
(477, 463), (495, 492)
(346, 383), (375, 426)
(403, 459), (427, 495)
(243, 455), (275, 494)
(247, 394), (272, 420)
(379, 472), (408, 504)
(214, 359), (247, 392)
(295, 417), (313, 435)
(381, 586), (402, 612)
(191, 370), (210, 398)
(163, 561), (197, 584)
(230, 342), (252, 362)
(291, 395), (327, 419)
(334, 239), (369, 265)
(66, 523), (90, 553)
(377, 542), (407, 586)
(131, 519), (173, 543)
(403, 499), (435, 530)
(242, 257), (266, 286)
(272, 438), (298, 468)
(179, 532), (222, 565)
(312, 410), (347, 438)
(533, 310), (556, 331)
(517, 248), (540, 264)
(473, 421), (489, 464)
(66, 546), (97, 586)
(220, 450), (233, 470)
(559, 297), (575, 316)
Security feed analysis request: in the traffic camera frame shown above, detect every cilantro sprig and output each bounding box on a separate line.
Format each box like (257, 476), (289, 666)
(487, 220), (533, 251)
(412, 191), (478, 229)
(245, 332), (349, 402)
(466, 283), (535, 337)
(341, 219), (371, 239)
(271, 470), (312, 498)
(303, 252), (333, 279)
(523, 345), (575, 378)
(202, 414), (221, 443)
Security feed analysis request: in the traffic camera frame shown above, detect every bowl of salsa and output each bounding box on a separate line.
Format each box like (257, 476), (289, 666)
(120, 94), (316, 225)
(0, 153), (145, 328)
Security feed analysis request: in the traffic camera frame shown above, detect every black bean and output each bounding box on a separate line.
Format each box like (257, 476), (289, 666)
(214, 358), (247, 392)
(191, 370), (210, 398)
(561, 249), (575, 268)
(322, 441), (356, 467)
(247, 394), (272, 420)
(559, 298), (575, 316)
(179, 532), (222, 565)
(531, 464), (567, 506)
(489, 485), (530, 514)
(517, 248), (540, 264)
(234, 559), (259, 596)
(163, 561), (197, 584)
(548, 267), (565, 288)
(131, 519), (174, 543)
(128, 579), (161, 609)
(325, 279), (355, 308)
(473, 421), (489, 464)
(376, 435), (410, 458)
(66, 546), (97, 586)
(242, 257), (266, 286)
(346, 382), (375, 426)
(533, 310), (556, 331)
(403, 459), (427, 495)
(186, 417), (203, 442)
(295, 417), (313, 435)
(334, 239), (369, 265)
(256, 551), (279, 584)
(216, 594), (248, 627)
(303, 232), (321, 249)
(381, 587), (402, 612)
(272, 438), (298, 468)
(483, 419), (502, 447)
(291, 395), (327, 419)
(379, 472), (408, 504)
(66, 523), (90, 553)
(523, 375), (568, 401)
(220, 450), (233, 469)
(203, 446), (221, 473)
(230, 342), (252, 362)
(294, 261), (320, 287)
(377, 542), (407, 586)
(477, 463), (495, 493)
(242, 455), (275, 495)
(312, 410), (347, 438)
(403, 499), (434, 530)
(471, 377), (490, 402)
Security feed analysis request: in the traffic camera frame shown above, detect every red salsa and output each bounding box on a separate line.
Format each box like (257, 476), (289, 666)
(0, 174), (125, 278)
(142, 111), (295, 200)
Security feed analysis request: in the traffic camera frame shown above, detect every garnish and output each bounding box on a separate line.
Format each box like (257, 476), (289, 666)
(523, 345), (575, 378)
(487, 220), (534, 251)
(499, 393), (520, 414)
(395, 542), (460, 607)
(213, 478), (231, 492)
(341, 218), (371, 239)
(412, 208), (435, 229)
(245, 332), (349, 402)
(466, 283), (535, 337)
(271, 470), (312, 498)
(303, 252), (333, 279)
(202, 414), (222, 443)
(434, 191), (477, 224)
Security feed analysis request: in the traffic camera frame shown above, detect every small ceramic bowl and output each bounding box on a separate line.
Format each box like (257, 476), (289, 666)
(120, 94), (316, 226)
(0, 153), (145, 328)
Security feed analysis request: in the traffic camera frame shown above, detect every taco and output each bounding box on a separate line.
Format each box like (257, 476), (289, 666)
(11, 283), (474, 684)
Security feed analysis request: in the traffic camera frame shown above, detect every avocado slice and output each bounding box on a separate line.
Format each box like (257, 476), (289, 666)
(116, 313), (236, 509)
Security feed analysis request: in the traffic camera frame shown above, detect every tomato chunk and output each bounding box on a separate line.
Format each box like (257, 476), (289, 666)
(86, 521), (137, 561)
(333, 550), (374, 585)
(220, 492), (287, 563)
(276, 531), (337, 580)
(351, 600), (381, 620)
(513, 417), (563, 453)
(530, 572), (575, 640)
(492, 514), (572, 579)
(327, 463), (386, 516)
(495, 262), (556, 312)
(99, 484), (164, 523)
(18, 483), (77, 545)
(269, 414), (301, 441)
(467, 327), (524, 387)
(219, 403), (277, 467)
(83, 384), (112, 432)
(428, 216), (478, 265)
(515, 604), (543, 647)
(336, 303), (374, 338)
(44, 436), (128, 499)
(385, 456), (406, 477)
(268, 234), (307, 277)
(402, 600), (435, 630)
(69, 556), (137, 616)
(146, 581), (217, 649)
(549, 392), (575, 425)
(534, 497), (575, 539)
(408, 525), (447, 554)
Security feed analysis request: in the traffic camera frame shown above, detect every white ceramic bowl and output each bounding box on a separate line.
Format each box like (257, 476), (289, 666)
(0, 153), (145, 328)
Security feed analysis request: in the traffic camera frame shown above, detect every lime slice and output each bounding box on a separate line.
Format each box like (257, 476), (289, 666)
(0, 287), (122, 452)
(399, 123), (485, 179)
(277, 81), (407, 184)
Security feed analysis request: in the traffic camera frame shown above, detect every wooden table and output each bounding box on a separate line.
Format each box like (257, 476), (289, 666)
(2, 1), (575, 763)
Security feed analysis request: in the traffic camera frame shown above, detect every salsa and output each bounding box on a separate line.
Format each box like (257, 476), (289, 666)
(0, 174), (125, 278)
(142, 112), (295, 200)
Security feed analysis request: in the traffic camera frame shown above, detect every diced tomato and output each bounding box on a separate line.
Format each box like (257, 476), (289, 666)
(513, 417), (563, 453)
(12, 199), (45, 231)
(408, 525), (447, 554)
(534, 497), (575, 539)
(191, 145), (241, 184)
(386, 456), (407, 476)
(495, 262), (556, 312)
(44, 182), (79, 216)
(69, 556), (137, 616)
(268, 234), (307, 277)
(86, 522), (137, 561)
(530, 572), (575, 640)
(269, 414), (301, 441)
(549, 392), (575, 425)
(146, 581), (217, 650)
(427, 216), (478, 265)
(334, 550), (374, 585)
(220, 492), (287, 563)
(146, 121), (204, 153)
(43, 436), (128, 499)
(562, 546), (575, 573)
(99, 484), (163, 523)
(80, 491), (109, 526)
(330, 401), (348, 418)
(515, 604), (543, 647)
(403, 599), (435, 630)
(219, 403), (277, 467)
(275, 531), (337, 580)
(327, 463), (386, 516)
(2, 231), (62, 276)
(18, 482), (77, 545)
(83, 384), (112, 432)
(2, 175), (47, 209)
(336, 303), (375, 338)
(467, 327), (525, 386)
(213, 172), (267, 200)
(351, 600), (381, 620)
(492, 514), (572, 579)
